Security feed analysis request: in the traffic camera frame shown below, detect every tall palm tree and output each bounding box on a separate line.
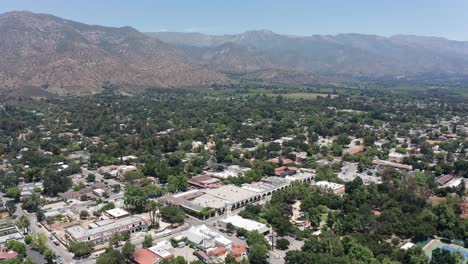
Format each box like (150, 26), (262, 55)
(145, 200), (162, 228)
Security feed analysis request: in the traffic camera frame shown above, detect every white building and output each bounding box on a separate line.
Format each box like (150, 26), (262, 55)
(183, 224), (232, 250)
(65, 216), (147, 245)
(314, 181), (345, 194)
(221, 215), (269, 234)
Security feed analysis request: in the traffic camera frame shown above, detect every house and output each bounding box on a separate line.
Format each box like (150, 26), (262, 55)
(133, 248), (161, 264)
(343, 146), (366, 156)
(460, 202), (468, 219)
(0, 226), (23, 245)
(401, 242), (415, 250)
(388, 152), (406, 163)
(274, 166), (299, 176)
(291, 152), (308, 163)
(230, 245), (248, 260)
(183, 225), (232, 250)
(268, 158), (294, 165)
(208, 246), (226, 257)
(372, 159), (412, 170)
(0, 251), (18, 261)
(435, 175), (454, 186)
(61, 188), (91, 200)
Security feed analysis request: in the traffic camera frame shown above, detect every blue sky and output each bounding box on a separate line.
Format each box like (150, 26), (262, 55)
(1, 0), (467, 40)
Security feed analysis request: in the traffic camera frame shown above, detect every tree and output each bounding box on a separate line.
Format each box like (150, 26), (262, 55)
(249, 244), (269, 264)
(430, 248), (458, 264)
(109, 232), (122, 247)
(80, 194), (88, 201)
(79, 210), (89, 220)
(6, 240), (26, 256)
(96, 247), (125, 264)
(44, 248), (56, 264)
(122, 241), (135, 262)
(160, 206), (185, 224)
(69, 241), (93, 258)
(336, 134), (351, 146)
(30, 232), (47, 253)
(276, 238), (290, 250)
(5, 200), (16, 216)
(21, 193), (44, 213)
(86, 173), (96, 182)
(24, 258), (37, 264)
(343, 238), (378, 264)
(16, 215), (30, 229)
(143, 234), (153, 248)
(246, 231), (268, 249)
(236, 228), (248, 238)
(5, 186), (21, 202)
(121, 231), (130, 241)
(146, 200), (162, 228)
(167, 174), (188, 193)
(124, 184), (146, 213)
(112, 184), (121, 193)
(43, 171), (72, 196)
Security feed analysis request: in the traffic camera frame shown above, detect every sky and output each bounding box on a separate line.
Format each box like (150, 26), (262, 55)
(1, 0), (467, 40)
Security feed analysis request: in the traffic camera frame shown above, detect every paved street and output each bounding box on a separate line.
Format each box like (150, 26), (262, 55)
(15, 204), (75, 264)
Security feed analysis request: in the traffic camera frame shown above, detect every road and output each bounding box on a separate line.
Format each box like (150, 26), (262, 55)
(16, 204), (76, 264)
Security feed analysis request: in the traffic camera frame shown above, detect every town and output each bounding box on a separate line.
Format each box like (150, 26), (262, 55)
(0, 86), (467, 264)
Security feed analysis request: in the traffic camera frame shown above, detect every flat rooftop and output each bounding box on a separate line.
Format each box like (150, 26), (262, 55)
(66, 216), (145, 240)
(204, 185), (257, 204)
(222, 215), (269, 233)
(105, 208), (130, 218)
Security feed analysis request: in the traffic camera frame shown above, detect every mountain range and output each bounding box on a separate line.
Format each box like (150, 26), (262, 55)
(150, 31), (468, 79)
(2, 11), (468, 96)
(0, 11), (229, 96)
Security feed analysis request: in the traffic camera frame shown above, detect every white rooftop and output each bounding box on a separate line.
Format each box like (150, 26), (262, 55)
(105, 208), (130, 218)
(222, 215), (269, 234)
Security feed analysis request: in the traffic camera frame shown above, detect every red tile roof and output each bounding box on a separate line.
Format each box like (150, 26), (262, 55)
(209, 247), (226, 256)
(133, 248), (161, 264)
(230, 244), (248, 257)
(0, 251), (18, 260)
(436, 175), (454, 185)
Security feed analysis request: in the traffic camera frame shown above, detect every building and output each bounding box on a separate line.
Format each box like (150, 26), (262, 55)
(105, 208), (130, 219)
(372, 159), (412, 170)
(435, 175), (454, 186)
(65, 216), (147, 245)
(133, 248), (161, 264)
(314, 181), (345, 195)
(184, 224), (232, 250)
(343, 146), (366, 156)
(165, 174), (313, 220)
(230, 244), (248, 260)
(0, 226), (23, 245)
(274, 166), (299, 176)
(388, 152), (406, 163)
(210, 165), (251, 179)
(241, 177), (292, 198)
(0, 251), (18, 261)
(221, 215), (269, 234)
(188, 174), (222, 189)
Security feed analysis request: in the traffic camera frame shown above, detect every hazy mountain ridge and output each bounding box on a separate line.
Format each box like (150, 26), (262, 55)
(0, 11), (230, 95)
(150, 31), (468, 82)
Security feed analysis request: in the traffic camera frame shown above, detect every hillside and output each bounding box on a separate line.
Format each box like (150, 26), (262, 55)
(0, 11), (230, 96)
